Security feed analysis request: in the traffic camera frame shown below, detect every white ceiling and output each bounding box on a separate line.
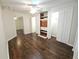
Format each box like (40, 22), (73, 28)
(0, 0), (76, 13)
(0, 0), (52, 12)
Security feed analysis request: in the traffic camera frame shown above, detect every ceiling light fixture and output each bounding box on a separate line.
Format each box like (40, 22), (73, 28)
(30, 9), (37, 14)
(13, 17), (17, 20)
(30, 6), (38, 14)
(30, 4), (41, 14)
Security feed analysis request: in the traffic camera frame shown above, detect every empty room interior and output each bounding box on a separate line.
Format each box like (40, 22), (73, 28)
(0, 0), (78, 59)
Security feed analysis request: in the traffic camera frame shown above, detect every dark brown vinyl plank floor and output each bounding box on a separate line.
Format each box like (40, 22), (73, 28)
(8, 33), (73, 59)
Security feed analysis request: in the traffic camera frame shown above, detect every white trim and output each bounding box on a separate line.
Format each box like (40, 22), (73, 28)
(7, 35), (17, 59)
(7, 42), (9, 59)
(8, 35), (17, 41)
(38, 35), (47, 39)
(52, 35), (56, 37)
(67, 43), (73, 47)
(56, 39), (73, 47)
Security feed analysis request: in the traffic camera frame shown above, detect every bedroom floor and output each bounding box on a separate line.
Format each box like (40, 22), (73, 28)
(8, 33), (73, 59)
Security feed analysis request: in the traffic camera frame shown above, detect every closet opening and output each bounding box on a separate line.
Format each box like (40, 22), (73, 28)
(14, 16), (24, 35)
(40, 11), (48, 38)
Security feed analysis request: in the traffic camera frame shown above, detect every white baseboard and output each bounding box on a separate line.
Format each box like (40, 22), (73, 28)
(8, 35), (17, 41)
(7, 35), (17, 59)
(38, 35), (47, 39)
(66, 43), (73, 47)
(56, 39), (73, 47)
(52, 35), (56, 37)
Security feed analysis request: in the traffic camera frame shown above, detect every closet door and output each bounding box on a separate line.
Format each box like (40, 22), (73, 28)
(57, 7), (73, 45)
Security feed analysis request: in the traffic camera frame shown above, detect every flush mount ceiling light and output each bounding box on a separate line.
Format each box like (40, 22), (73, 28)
(30, 6), (41, 14)
(13, 17), (17, 20)
(30, 8), (37, 14)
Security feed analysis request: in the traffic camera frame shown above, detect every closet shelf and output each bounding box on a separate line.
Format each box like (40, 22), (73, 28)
(40, 16), (48, 19)
(40, 30), (47, 33)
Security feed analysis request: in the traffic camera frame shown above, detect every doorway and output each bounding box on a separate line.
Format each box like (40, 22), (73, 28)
(14, 16), (24, 35)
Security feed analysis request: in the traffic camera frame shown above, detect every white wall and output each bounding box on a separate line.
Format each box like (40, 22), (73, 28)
(2, 8), (17, 41)
(23, 13), (32, 34)
(48, 1), (73, 39)
(2, 9), (17, 59)
(50, 12), (59, 37)
(1, 8), (32, 59)
(47, 1), (78, 46)
(69, 2), (78, 46)
(2, 8), (32, 41)
(31, 17), (36, 33)
(0, 6), (8, 59)
(57, 6), (73, 45)
(12, 10), (32, 35)
(35, 13), (40, 34)
(12, 11), (32, 34)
